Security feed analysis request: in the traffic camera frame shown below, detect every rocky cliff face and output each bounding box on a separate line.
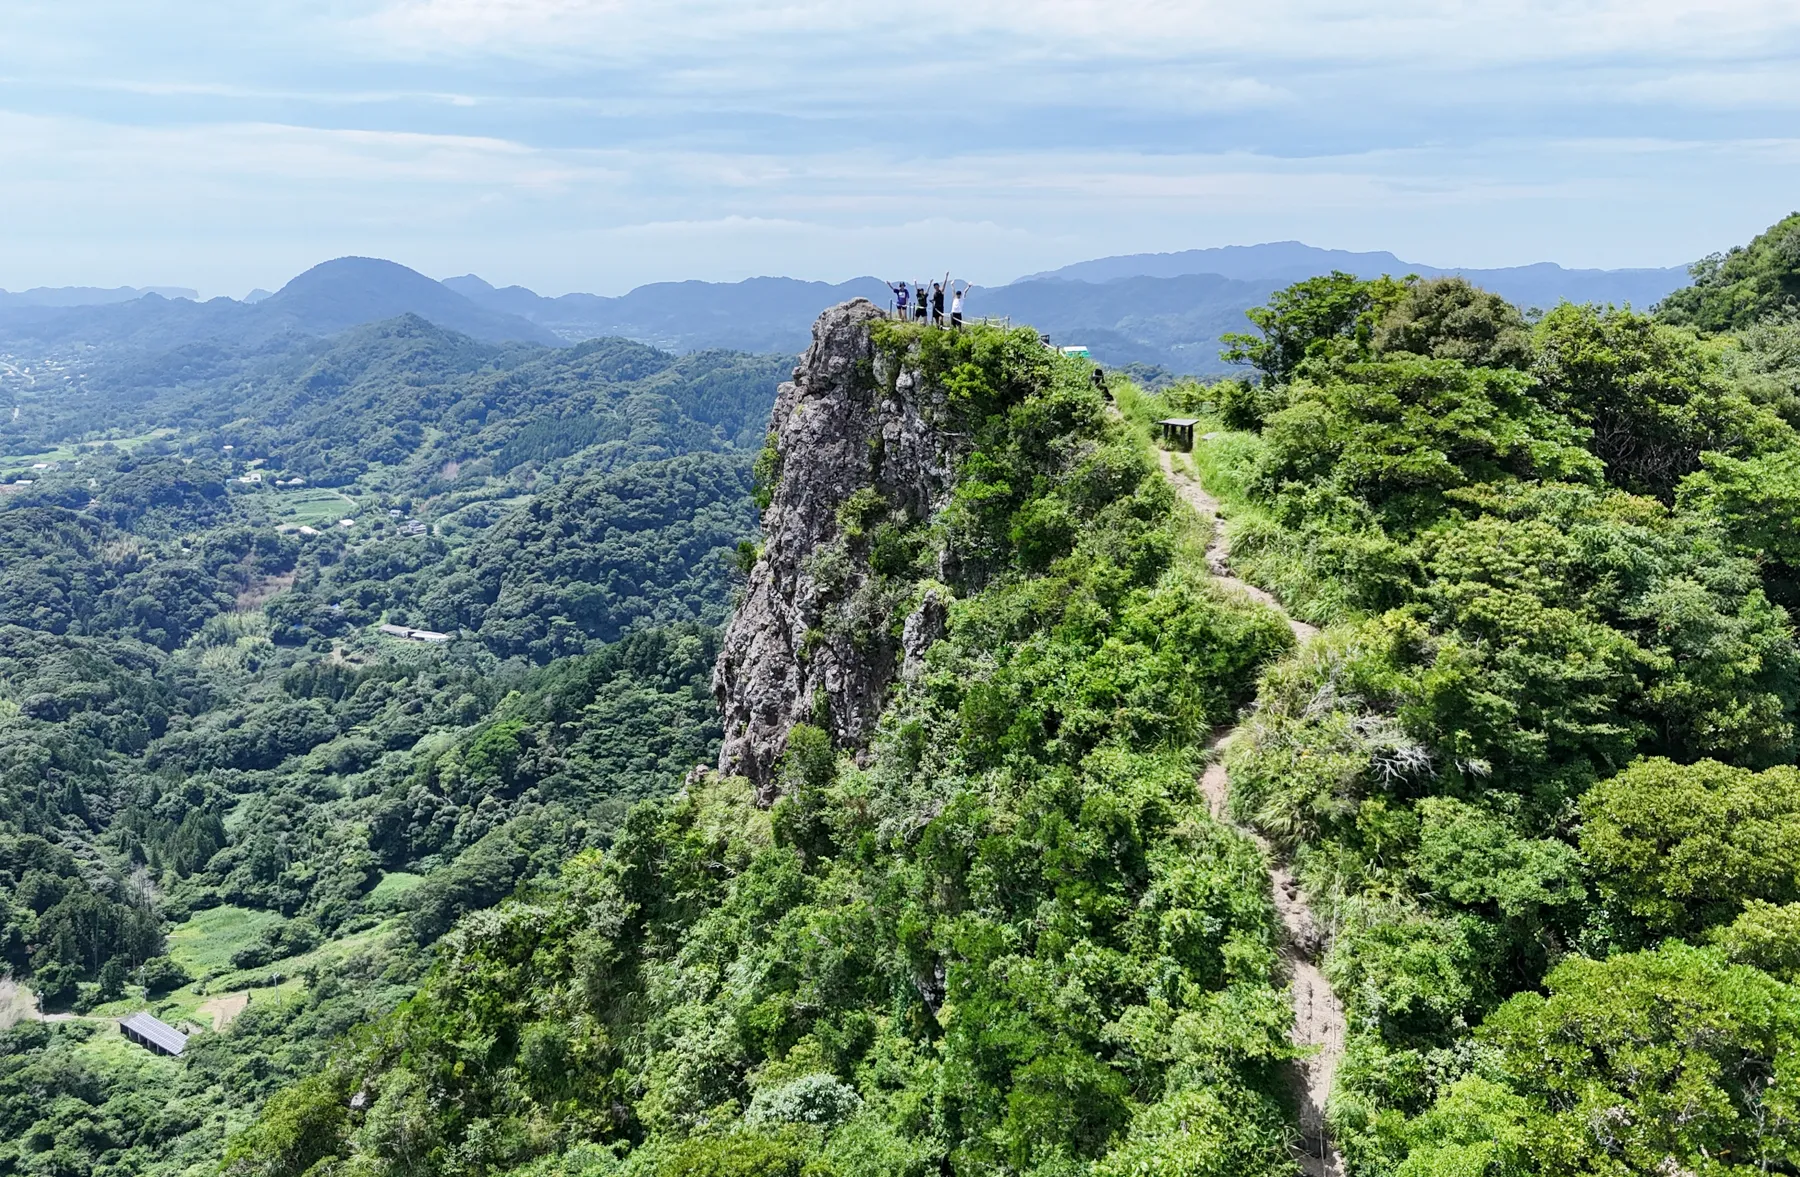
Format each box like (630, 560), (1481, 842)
(713, 299), (960, 800)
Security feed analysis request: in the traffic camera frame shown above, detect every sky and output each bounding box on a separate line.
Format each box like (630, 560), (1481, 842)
(4, 0), (1800, 297)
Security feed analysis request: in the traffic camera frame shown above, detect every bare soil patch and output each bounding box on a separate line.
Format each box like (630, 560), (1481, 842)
(236, 570), (297, 611)
(197, 991), (250, 1031)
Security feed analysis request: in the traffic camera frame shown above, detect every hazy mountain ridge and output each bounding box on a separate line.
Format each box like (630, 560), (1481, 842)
(1, 244), (1699, 378)
(449, 243), (1697, 372)
(972, 273), (1286, 372)
(0, 258), (559, 355)
(444, 273), (892, 353)
(0, 284), (198, 307)
(1021, 240), (1691, 311)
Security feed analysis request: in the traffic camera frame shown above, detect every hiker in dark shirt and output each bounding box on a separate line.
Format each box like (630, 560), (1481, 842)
(889, 281), (910, 320)
(931, 279), (946, 326)
(914, 284), (927, 321)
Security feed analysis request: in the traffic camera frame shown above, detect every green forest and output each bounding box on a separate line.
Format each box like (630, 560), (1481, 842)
(8, 211), (1800, 1177)
(0, 318), (780, 1176)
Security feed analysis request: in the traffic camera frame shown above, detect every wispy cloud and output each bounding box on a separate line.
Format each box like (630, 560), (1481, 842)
(356, 0), (1800, 65)
(42, 77), (489, 107)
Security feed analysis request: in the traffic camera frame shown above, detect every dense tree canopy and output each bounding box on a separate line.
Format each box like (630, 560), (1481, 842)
(1659, 211), (1800, 331)
(0, 316), (782, 1177)
(221, 323), (1304, 1177)
(1193, 219), (1800, 1177)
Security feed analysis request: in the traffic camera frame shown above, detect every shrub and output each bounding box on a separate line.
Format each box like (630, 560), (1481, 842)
(137, 955), (193, 995)
(744, 1073), (863, 1129)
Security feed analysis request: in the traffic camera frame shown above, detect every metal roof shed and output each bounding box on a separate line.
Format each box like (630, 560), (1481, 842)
(120, 1012), (187, 1057)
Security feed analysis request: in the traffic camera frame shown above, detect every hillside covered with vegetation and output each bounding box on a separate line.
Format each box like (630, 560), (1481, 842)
(0, 318), (782, 1176)
(12, 210), (1800, 1177)
(214, 314), (1305, 1177)
(223, 215), (1800, 1177)
(1157, 230), (1800, 1174)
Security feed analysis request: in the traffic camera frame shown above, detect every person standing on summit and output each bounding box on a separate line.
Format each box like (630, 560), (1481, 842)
(931, 276), (947, 326)
(889, 280), (909, 320)
(950, 281), (967, 329)
(914, 283), (928, 321)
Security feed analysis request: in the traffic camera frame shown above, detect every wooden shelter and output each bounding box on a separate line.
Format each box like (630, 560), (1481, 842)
(1158, 418), (1199, 452)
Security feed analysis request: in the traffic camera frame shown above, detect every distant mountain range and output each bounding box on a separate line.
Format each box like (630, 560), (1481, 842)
(445, 241), (1693, 373)
(1020, 242), (1691, 315)
(0, 258), (560, 353)
(442, 274), (891, 355)
(0, 284), (198, 308)
(976, 274), (1284, 372)
(0, 243), (1698, 376)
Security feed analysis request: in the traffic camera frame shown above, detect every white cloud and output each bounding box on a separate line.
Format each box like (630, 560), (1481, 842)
(3, 104), (1791, 294)
(71, 77), (489, 107)
(355, 0), (1800, 66)
(0, 112), (594, 189)
(3, 1), (1800, 292)
(1611, 64), (1800, 109)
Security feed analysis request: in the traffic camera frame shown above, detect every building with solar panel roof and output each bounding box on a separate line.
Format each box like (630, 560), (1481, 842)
(120, 1012), (187, 1057)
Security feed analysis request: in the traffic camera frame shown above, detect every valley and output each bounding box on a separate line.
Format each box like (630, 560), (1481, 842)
(0, 312), (783, 1174)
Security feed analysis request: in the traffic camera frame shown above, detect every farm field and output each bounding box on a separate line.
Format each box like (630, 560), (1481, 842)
(269, 485), (360, 525)
(165, 905), (286, 979)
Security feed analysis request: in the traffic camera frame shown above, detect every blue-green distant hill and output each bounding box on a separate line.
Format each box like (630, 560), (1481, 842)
(0, 284), (198, 307)
(442, 273), (892, 354)
(995, 243), (1692, 372)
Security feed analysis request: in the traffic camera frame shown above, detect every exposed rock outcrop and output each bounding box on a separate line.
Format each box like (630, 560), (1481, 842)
(713, 299), (962, 801)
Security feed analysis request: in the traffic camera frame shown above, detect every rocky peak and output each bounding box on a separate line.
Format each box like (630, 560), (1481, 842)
(713, 299), (960, 800)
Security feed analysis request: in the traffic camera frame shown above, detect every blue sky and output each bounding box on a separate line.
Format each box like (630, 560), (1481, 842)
(4, 0), (1800, 296)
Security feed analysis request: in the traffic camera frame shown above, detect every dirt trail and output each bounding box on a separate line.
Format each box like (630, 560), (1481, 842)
(1158, 449), (1344, 1177)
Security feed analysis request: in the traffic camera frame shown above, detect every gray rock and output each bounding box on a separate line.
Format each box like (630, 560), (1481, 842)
(713, 300), (962, 801)
(901, 586), (949, 678)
